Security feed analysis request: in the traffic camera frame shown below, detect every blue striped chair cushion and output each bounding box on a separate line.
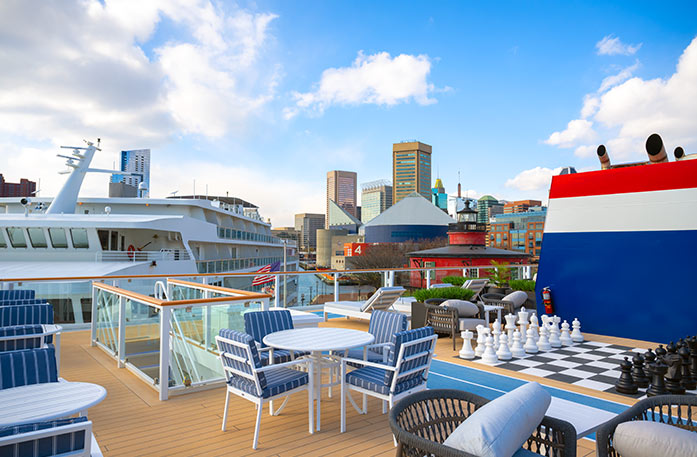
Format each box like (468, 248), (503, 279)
(344, 348), (385, 364)
(0, 305), (54, 327)
(0, 416), (87, 457)
(244, 310), (293, 348)
(259, 349), (293, 366)
(385, 327), (435, 385)
(369, 310), (408, 345)
(0, 299), (48, 307)
(0, 325), (45, 352)
(0, 290), (35, 301)
(345, 366), (425, 395)
(217, 329), (267, 391)
(0, 347), (59, 389)
(227, 366), (308, 399)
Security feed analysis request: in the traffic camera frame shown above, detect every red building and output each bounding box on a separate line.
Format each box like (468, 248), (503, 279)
(0, 174), (36, 197)
(408, 201), (529, 287)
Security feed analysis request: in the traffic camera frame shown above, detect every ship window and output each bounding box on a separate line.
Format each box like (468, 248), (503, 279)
(109, 231), (118, 251)
(27, 228), (48, 248)
(71, 229), (89, 248)
(98, 230), (109, 250)
(0, 231), (6, 248)
(49, 228), (68, 248)
(7, 228), (27, 248)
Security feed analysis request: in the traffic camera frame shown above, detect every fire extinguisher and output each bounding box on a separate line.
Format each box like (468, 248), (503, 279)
(542, 287), (554, 314)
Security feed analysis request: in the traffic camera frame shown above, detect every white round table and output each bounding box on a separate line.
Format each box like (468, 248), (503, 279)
(0, 381), (107, 426)
(263, 328), (374, 431)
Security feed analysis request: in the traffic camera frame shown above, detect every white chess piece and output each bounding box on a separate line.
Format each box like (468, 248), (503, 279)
(560, 320), (573, 346)
(492, 319), (502, 348)
(510, 330), (526, 358)
(571, 318), (584, 343)
(504, 313), (517, 342)
(459, 329), (475, 359)
(529, 313), (540, 342)
(524, 327), (538, 353)
(474, 325), (487, 357)
(537, 325), (552, 351)
(549, 319), (562, 348)
(481, 335), (499, 364)
(496, 333), (512, 360)
(517, 307), (529, 339)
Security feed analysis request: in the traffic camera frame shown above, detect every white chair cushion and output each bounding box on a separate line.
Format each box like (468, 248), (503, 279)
(613, 421), (697, 457)
(442, 300), (479, 317)
(443, 382), (551, 457)
(503, 291), (528, 308)
(459, 318), (487, 331)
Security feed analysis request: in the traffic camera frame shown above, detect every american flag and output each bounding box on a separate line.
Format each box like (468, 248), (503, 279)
(252, 261), (281, 286)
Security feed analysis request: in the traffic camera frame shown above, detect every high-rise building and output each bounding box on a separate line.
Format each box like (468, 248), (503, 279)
(431, 178), (447, 211)
(360, 180), (393, 223)
(271, 227), (302, 248)
(326, 170), (357, 227)
(294, 213), (325, 250)
(503, 199), (543, 214)
(476, 195), (503, 225)
(111, 149), (151, 195)
(393, 141), (432, 204)
(489, 208), (547, 257)
(0, 174), (36, 197)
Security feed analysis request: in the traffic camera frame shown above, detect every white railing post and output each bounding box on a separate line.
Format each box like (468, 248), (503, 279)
(90, 285), (97, 346)
(261, 297), (270, 311)
(159, 307), (171, 401)
(389, 270), (395, 287)
(204, 304), (212, 350)
(117, 296), (126, 368)
(274, 274), (280, 308)
(333, 273), (339, 302)
(426, 270), (431, 289)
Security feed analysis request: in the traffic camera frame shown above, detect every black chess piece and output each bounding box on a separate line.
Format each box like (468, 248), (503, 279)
(664, 351), (685, 395)
(655, 344), (667, 358)
(646, 360), (668, 397)
(644, 348), (656, 368)
(631, 352), (649, 388)
(679, 346), (696, 391)
(616, 357), (638, 394)
(688, 337), (697, 378)
(667, 341), (677, 355)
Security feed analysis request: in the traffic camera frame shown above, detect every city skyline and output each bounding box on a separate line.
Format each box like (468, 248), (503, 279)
(0, 1), (696, 226)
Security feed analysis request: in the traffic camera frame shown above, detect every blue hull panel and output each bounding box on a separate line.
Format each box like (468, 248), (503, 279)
(536, 230), (697, 343)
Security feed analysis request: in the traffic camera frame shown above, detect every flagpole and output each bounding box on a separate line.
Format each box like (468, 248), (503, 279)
(282, 239), (287, 308)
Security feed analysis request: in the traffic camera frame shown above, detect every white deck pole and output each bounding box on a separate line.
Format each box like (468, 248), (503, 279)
(426, 270), (431, 289)
(274, 274), (280, 308)
(117, 296), (126, 368)
(159, 307), (171, 401)
(334, 273), (339, 302)
(90, 285), (97, 346)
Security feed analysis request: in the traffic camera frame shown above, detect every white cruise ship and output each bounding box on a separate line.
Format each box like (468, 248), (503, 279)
(0, 140), (298, 325)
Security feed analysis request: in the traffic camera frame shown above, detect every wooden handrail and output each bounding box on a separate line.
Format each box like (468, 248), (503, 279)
(167, 279), (261, 297)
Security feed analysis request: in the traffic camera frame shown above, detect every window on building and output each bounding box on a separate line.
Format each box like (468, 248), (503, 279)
(49, 228), (68, 248)
(6, 228), (27, 248)
(27, 228), (48, 248)
(98, 230), (109, 250)
(71, 229), (89, 248)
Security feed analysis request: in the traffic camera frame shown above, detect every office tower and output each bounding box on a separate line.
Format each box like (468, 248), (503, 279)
(392, 141), (432, 204)
(477, 195), (503, 225)
(294, 213), (325, 250)
(110, 149), (151, 195)
(503, 200), (543, 214)
(431, 178), (447, 211)
(0, 174), (36, 197)
(326, 170), (357, 227)
(360, 180), (393, 223)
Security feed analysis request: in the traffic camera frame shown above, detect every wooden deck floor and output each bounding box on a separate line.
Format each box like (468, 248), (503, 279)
(59, 319), (649, 456)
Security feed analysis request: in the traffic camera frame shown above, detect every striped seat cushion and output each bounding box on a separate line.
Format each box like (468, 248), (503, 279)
(227, 366), (308, 398)
(218, 329), (267, 391)
(0, 290), (35, 301)
(345, 366), (424, 395)
(344, 348), (385, 363)
(0, 347), (59, 389)
(0, 325), (45, 352)
(385, 327), (435, 386)
(0, 305), (54, 327)
(259, 349), (294, 366)
(0, 416), (87, 457)
(369, 310), (408, 344)
(244, 310), (293, 348)
(0, 299), (47, 307)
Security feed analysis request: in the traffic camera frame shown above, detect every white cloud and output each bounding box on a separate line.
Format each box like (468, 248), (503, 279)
(505, 167), (563, 192)
(544, 119), (596, 148)
(548, 36), (697, 161)
(598, 61), (640, 92)
(596, 35), (642, 56)
(286, 51), (436, 118)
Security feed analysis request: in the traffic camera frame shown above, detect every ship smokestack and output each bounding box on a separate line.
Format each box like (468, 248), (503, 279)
(597, 144), (611, 169)
(645, 133), (668, 163)
(674, 146), (697, 161)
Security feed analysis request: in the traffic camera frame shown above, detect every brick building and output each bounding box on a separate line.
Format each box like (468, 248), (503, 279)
(489, 208), (546, 257)
(0, 174), (36, 197)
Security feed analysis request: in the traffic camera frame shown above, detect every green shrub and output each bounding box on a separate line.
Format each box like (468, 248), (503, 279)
(509, 279), (535, 291)
(412, 287), (475, 302)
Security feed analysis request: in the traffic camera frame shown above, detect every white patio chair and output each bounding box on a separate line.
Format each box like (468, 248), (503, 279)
(323, 286), (406, 321)
(0, 417), (92, 457)
(463, 278), (489, 301)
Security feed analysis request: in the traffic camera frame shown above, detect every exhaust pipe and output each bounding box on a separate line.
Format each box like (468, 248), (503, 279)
(674, 146), (697, 161)
(597, 145), (611, 169)
(645, 133), (669, 163)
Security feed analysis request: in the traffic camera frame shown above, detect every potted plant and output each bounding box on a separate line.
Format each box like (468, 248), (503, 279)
(410, 287), (476, 328)
(509, 279), (536, 308)
(487, 260), (511, 295)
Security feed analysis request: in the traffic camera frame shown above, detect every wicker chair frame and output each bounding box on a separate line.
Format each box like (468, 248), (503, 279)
(424, 303), (485, 351)
(596, 395), (697, 457)
(389, 389), (577, 457)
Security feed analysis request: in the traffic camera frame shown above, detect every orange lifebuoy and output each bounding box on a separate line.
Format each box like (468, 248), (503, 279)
(127, 244), (136, 259)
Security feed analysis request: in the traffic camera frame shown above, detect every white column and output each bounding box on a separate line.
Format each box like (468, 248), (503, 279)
(90, 285), (97, 346)
(389, 271), (395, 287)
(117, 296), (126, 368)
(274, 274), (280, 308)
(334, 273), (339, 302)
(159, 307), (171, 401)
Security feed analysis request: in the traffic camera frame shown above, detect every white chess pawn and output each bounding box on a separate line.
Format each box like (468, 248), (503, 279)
(510, 330), (526, 358)
(474, 325), (487, 357)
(504, 313), (517, 342)
(537, 325), (552, 351)
(552, 315), (561, 330)
(492, 319), (502, 348)
(459, 329), (475, 359)
(496, 333), (512, 360)
(529, 313), (540, 342)
(517, 307), (529, 338)
(524, 327), (538, 353)
(540, 314), (550, 328)
(481, 335), (499, 364)
(560, 320), (573, 346)
(571, 318), (584, 343)
(549, 320), (562, 348)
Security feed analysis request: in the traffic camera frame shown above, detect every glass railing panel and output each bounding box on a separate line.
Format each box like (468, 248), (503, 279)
(94, 288), (119, 354)
(122, 297), (161, 383)
(4, 279), (94, 325)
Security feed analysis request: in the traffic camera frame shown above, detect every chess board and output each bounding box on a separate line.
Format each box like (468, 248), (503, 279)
(471, 340), (697, 398)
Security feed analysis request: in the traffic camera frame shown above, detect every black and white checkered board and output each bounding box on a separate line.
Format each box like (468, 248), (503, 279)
(471, 340), (697, 398)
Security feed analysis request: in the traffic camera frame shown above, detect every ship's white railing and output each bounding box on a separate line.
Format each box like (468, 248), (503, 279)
(90, 281), (271, 401)
(96, 249), (191, 262)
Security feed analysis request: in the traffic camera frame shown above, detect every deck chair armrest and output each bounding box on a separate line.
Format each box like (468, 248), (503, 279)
(341, 357), (396, 371)
(256, 357), (311, 373)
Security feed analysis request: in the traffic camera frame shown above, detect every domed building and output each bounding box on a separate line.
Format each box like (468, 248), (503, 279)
(476, 194), (503, 224)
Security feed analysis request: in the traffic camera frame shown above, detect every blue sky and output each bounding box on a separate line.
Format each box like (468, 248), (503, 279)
(1, 0), (696, 225)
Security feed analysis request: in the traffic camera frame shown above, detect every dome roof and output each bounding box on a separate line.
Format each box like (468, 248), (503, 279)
(479, 195), (498, 202)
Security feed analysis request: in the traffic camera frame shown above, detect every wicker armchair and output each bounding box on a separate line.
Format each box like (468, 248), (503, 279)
(424, 302), (486, 351)
(481, 293), (517, 316)
(596, 395), (697, 457)
(389, 389), (577, 457)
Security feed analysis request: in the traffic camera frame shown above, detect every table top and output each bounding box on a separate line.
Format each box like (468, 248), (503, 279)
(263, 327), (374, 352)
(0, 381), (107, 426)
(546, 397), (617, 438)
